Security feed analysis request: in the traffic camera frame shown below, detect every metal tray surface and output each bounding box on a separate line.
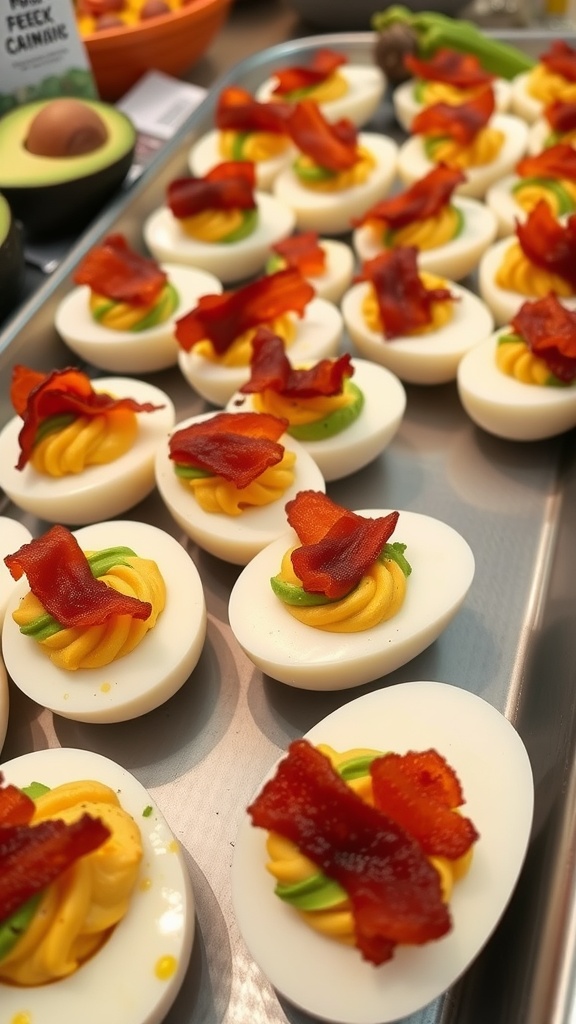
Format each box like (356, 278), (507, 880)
(1, 31), (576, 1024)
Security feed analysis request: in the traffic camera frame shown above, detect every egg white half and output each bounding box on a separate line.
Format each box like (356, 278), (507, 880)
(341, 279), (494, 385)
(457, 329), (576, 440)
(510, 71), (544, 124)
(485, 175), (536, 237)
(177, 297), (344, 407)
(143, 193), (295, 284)
(0, 657), (7, 752)
(255, 64), (386, 129)
(155, 411), (326, 565)
(0, 516), (32, 627)
(228, 508), (475, 689)
(54, 264), (223, 374)
(232, 679), (533, 1024)
(188, 130), (295, 191)
(2, 519), (207, 723)
(1, 746), (194, 1024)
(290, 237), (355, 304)
(396, 114), (529, 200)
(272, 134), (398, 235)
(225, 358), (407, 481)
(352, 195), (498, 282)
(392, 77), (512, 133)
(0, 379), (175, 525)
(527, 117), (556, 155)
(478, 236), (576, 326)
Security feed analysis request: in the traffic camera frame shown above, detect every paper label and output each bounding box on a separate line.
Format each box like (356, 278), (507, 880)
(1, 0), (97, 116)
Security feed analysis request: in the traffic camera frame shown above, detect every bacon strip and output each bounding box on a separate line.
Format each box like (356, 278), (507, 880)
(271, 231), (326, 276)
(516, 142), (576, 181)
(169, 411), (288, 488)
(286, 100), (358, 171)
(0, 775), (35, 827)
(404, 48), (494, 88)
(73, 234), (167, 307)
(354, 164), (466, 230)
(516, 199), (576, 289)
(371, 751), (479, 860)
(216, 86), (292, 134)
(167, 162), (257, 220)
(270, 48), (347, 96)
(285, 489), (399, 600)
(545, 99), (576, 134)
(541, 40), (576, 83)
(248, 739), (451, 964)
(358, 248), (454, 340)
(4, 525), (152, 628)
(1, 814), (110, 925)
(175, 269), (314, 354)
(241, 327), (353, 398)
(11, 365), (164, 471)
(511, 294), (576, 382)
(412, 87), (495, 145)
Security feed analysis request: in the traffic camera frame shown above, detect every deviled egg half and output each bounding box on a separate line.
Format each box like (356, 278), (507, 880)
(265, 232), (355, 305)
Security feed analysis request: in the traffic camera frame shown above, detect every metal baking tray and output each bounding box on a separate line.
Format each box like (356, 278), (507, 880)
(1, 31), (576, 1024)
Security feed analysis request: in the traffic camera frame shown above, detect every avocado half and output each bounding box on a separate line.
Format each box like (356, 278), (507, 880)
(0, 99), (137, 237)
(0, 192), (24, 321)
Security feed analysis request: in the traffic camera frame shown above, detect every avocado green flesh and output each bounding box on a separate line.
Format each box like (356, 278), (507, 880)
(512, 177), (576, 216)
(270, 576), (337, 606)
(287, 381), (364, 441)
(338, 754), (380, 780)
(231, 131), (250, 160)
(0, 892), (44, 962)
(34, 413), (76, 444)
(380, 541), (412, 577)
(92, 283), (180, 333)
(21, 781), (51, 799)
(220, 208), (259, 244)
(20, 546), (137, 640)
(0, 100), (136, 188)
(174, 464), (214, 479)
(293, 157), (337, 183)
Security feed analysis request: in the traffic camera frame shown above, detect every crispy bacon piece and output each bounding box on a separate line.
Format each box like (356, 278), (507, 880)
(270, 48), (347, 96)
(5, 525), (152, 628)
(511, 294), (576, 382)
(216, 86), (292, 133)
(516, 200), (576, 289)
(412, 87), (495, 145)
(248, 739), (450, 964)
(540, 40), (576, 83)
(545, 99), (576, 134)
(241, 327), (353, 398)
(0, 775), (35, 827)
(285, 489), (399, 600)
(11, 365), (164, 471)
(271, 231), (326, 277)
(1, 806), (110, 925)
(353, 164), (466, 230)
(286, 100), (358, 171)
(73, 234), (167, 307)
(404, 48), (494, 89)
(371, 751), (479, 861)
(174, 269), (314, 354)
(358, 248), (454, 340)
(169, 411), (288, 488)
(167, 162), (257, 220)
(516, 143), (576, 180)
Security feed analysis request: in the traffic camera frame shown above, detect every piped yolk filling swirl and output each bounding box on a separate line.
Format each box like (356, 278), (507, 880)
(30, 408), (138, 478)
(425, 127), (504, 169)
(293, 146), (376, 192)
(251, 379), (363, 439)
(495, 241), (573, 297)
(0, 781), (142, 987)
(180, 450), (296, 516)
(265, 745), (473, 946)
(496, 333), (568, 385)
(278, 70), (349, 103)
(177, 207), (258, 243)
(361, 273), (455, 336)
(218, 130), (291, 163)
(192, 314), (296, 367)
(88, 282), (179, 332)
(376, 204), (462, 252)
(512, 178), (576, 218)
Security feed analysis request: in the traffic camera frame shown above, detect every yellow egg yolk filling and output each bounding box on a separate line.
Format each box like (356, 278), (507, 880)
(275, 545), (407, 633)
(218, 130), (291, 163)
(182, 449), (296, 516)
(427, 126), (504, 169)
(495, 241), (573, 297)
(496, 336), (557, 384)
(374, 203), (461, 251)
(265, 744), (473, 947)
(527, 64), (576, 105)
(88, 283), (178, 332)
(361, 272), (455, 336)
(295, 146), (376, 192)
(279, 70), (349, 103)
(513, 178), (576, 218)
(0, 781), (142, 987)
(30, 408), (138, 478)
(12, 553), (166, 670)
(251, 384), (355, 426)
(192, 314), (296, 366)
(417, 81), (487, 106)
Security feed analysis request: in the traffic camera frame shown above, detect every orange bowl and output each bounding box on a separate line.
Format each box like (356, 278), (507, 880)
(83, 0), (232, 101)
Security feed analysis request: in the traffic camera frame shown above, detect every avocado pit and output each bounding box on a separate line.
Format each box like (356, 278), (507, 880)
(25, 99), (109, 158)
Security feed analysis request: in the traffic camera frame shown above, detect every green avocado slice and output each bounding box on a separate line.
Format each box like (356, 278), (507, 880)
(220, 208), (259, 244)
(174, 464), (214, 479)
(286, 381), (364, 442)
(275, 873), (346, 910)
(512, 176), (576, 216)
(293, 156), (337, 184)
(0, 893), (43, 962)
(270, 576), (337, 606)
